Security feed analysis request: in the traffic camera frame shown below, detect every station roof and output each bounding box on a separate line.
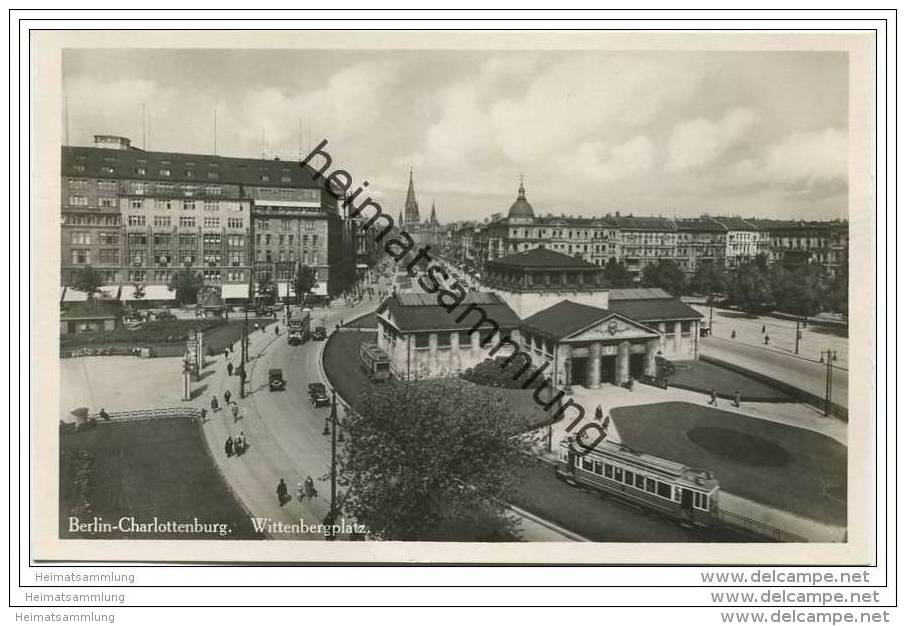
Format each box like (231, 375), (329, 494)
(608, 297), (703, 323)
(377, 292), (521, 332)
(487, 248), (598, 270)
(521, 301), (613, 339)
(60, 299), (122, 320)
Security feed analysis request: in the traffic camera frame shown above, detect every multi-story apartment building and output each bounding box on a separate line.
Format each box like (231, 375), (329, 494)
(674, 218), (726, 275)
(61, 135), (356, 300)
(750, 219), (849, 277)
(612, 215), (677, 281)
(712, 216), (764, 268)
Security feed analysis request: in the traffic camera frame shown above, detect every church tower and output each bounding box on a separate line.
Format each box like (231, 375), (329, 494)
(404, 168), (420, 227)
(429, 200), (439, 227)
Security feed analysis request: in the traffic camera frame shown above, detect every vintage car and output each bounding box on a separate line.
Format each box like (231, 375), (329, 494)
(308, 382), (326, 399)
(268, 368), (286, 392)
(311, 389), (330, 408)
(312, 326), (328, 341)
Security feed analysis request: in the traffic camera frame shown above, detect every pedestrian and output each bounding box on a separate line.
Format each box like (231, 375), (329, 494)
(761, 325), (766, 333)
(296, 482), (305, 502)
(276, 478), (288, 506)
(275, 325), (280, 336)
(254, 322), (260, 332)
(595, 405), (604, 421)
(211, 396), (219, 412)
(224, 389), (232, 405)
(238, 431), (246, 454)
(764, 334), (770, 345)
(224, 348), (229, 360)
(731, 329), (736, 339)
(199, 407), (207, 423)
(305, 475), (317, 498)
(227, 362), (234, 377)
(99, 408), (110, 421)
(225, 436), (233, 457)
(231, 403), (239, 423)
(733, 389), (741, 408)
(708, 388), (718, 406)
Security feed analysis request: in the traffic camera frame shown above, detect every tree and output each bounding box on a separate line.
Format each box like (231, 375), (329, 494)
(641, 259), (687, 295)
(602, 257), (634, 288)
(292, 264), (317, 304)
(70, 265), (103, 298)
(827, 263), (849, 317)
(339, 378), (537, 541)
(726, 260), (774, 313)
(168, 267), (204, 305)
(773, 264), (828, 319)
(690, 262), (727, 297)
(255, 273), (275, 304)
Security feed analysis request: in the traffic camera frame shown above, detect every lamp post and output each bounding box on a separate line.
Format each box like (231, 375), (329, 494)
(708, 293), (714, 336)
(822, 348), (837, 417)
(322, 390), (340, 540)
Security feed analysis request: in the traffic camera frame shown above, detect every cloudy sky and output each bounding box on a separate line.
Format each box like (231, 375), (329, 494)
(63, 48), (848, 222)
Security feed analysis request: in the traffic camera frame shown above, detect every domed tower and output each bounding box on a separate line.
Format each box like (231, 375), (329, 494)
(507, 177), (535, 224)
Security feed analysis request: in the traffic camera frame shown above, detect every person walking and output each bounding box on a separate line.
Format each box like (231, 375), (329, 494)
(225, 436), (233, 458)
(275, 325), (280, 336)
(708, 388), (718, 406)
(224, 348), (229, 360)
(276, 479), (289, 506)
(731, 329), (737, 339)
(227, 362), (234, 377)
(237, 431), (246, 454)
(733, 390), (741, 408)
(199, 407), (207, 423)
(594, 405), (604, 421)
(296, 482), (305, 502)
(224, 389), (232, 405)
(211, 396), (219, 412)
(231, 403), (239, 423)
(761, 325), (766, 334)
(99, 408), (110, 421)
(304, 475), (317, 498)
(764, 334), (770, 345)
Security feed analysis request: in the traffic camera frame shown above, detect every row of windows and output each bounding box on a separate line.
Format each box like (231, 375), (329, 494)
(572, 455), (710, 511)
(129, 199), (239, 212)
(62, 215), (120, 226)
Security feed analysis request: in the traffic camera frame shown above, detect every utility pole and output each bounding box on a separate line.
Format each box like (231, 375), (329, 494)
(822, 349), (836, 417)
(795, 316), (801, 355)
(708, 293), (714, 336)
(324, 390), (339, 540)
(240, 284), (250, 398)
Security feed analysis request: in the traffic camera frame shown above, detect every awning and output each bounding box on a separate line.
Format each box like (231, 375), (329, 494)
(61, 287), (89, 303)
(221, 283), (250, 300)
(311, 281), (328, 297)
(97, 285), (121, 300)
(277, 282), (290, 298)
(121, 284), (176, 302)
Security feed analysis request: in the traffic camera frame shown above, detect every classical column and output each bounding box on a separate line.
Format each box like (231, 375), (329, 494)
(693, 321), (700, 358)
(429, 332), (438, 375)
(644, 339), (658, 377)
(673, 321), (681, 353)
(617, 340), (630, 384)
(586, 342), (602, 389)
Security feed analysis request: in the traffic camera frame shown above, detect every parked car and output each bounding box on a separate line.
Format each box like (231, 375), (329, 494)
(268, 368), (286, 392)
(155, 310), (177, 321)
(313, 326), (328, 341)
(308, 382), (326, 400)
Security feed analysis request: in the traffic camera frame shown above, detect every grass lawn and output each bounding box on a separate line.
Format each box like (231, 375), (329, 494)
(610, 402), (846, 526)
(666, 360), (791, 401)
(59, 417), (258, 539)
(510, 461), (753, 543)
(61, 318), (276, 358)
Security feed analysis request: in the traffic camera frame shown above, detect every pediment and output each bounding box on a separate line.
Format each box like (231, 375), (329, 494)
(567, 314), (659, 341)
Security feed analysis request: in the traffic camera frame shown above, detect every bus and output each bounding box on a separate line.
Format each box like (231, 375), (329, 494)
(359, 342), (392, 382)
(287, 308), (311, 345)
(556, 438), (719, 527)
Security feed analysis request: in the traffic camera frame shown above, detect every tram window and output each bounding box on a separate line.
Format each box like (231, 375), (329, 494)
(645, 477), (656, 493)
(582, 457), (594, 472)
(694, 493), (709, 510)
(673, 488), (682, 503)
(657, 482), (672, 499)
(593, 460), (603, 475)
(574, 455), (581, 468)
(624, 470), (634, 486)
(614, 467), (623, 482)
(636, 474), (646, 489)
(604, 464), (613, 479)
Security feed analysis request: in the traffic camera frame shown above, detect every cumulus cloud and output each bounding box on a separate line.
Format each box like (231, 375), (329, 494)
(566, 136), (655, 182)
(666, 108), (757, 172)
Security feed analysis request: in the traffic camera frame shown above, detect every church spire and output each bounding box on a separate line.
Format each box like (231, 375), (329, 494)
(404, 168), (420, 226)
(429, 200), (439, 226)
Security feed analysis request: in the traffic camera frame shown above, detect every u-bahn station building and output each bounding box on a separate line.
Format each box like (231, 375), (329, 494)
(376, 248), (703, 388)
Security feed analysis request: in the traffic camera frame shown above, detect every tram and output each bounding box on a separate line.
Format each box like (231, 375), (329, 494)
(556, 437), (720, 527)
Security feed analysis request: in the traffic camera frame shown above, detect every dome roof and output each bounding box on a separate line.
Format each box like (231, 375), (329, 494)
(508, 180), (534, 219)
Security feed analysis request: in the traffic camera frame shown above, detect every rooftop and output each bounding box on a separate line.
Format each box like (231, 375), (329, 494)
(378, 292), (522, 332)
(60, 299), (122, 320)
(487, 247), (598, 270)
(521, 300), (613, 339)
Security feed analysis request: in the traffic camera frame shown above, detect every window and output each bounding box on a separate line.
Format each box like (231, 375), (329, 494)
(265, 234), (271, 245)
(185, 170), (195, 178)
(281, 176), (291, 183)
(71, 249), (89, 264)
(159, 199), (173, 211)
(69, 179), (88, 189)
(657, 482), (672, 499)
(288, 234), (294, 245)
(593, 460), (603, 475)
(154, 216), (171, 227)
(183, 185), (196, 197)
(203, 201), (218, 212)
(101, 166), (114, 174)
(203, 217), (220, 228)
(693, 492), (709, 510)
(581, 457), (594, 472)
(99, 249), (119, 265)
(414, 333), (430, 348)
(127, 233), (147, 245)
(179, 216), (196, 228)
(183, 201), (195, 211)
(203, 234), (222, 246)
(636, 474), (646, 489)
(72, 164), (86, 172)
(69, 196), (88, 206)
(437, 332), (451, 347)
(203, 252), (221, 266)
(179, 234), (197, 247)
(98, 232), (119, 245)
(614, 467), (623, 482)
(70, 231), (91, 245)
(153, 233), (171, 246)
(458, 330), (472, 347)
(131, 199), (144, 210)
(127, 215), (146, 227)
(99, 197), (115, 208)
(228, 250), (243, 266)
(156, 253), (172, 266)
(227, 218), (243, 228)
(207, 172), (219, 180)
(129, 270), (147, 282)
(159, 169), (171, 177)
(203, 269), (222, 281)
(206, 185), (221, 195)
(135, 166), (147, 175)
(624, 470), (635, 486)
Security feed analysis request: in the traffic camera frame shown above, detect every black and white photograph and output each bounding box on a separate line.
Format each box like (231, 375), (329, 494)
(26, 26), (879, 568)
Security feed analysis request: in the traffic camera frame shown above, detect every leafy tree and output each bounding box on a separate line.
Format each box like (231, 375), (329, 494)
(255, 273), (275, 304)
(70, 265), (103, 298)
(292, 264), (317, 304)
(773, 264), (828, 319)
(726, 260), (774, 313)
(602, 257), (634, 288)
(827, 263), (849, 317)
(461, 356), (549, 390)
(339, 378), (537, 541)
(168, 267), (204, 305)
(641, 259), (687, 295)
(690, 262), (727, 297)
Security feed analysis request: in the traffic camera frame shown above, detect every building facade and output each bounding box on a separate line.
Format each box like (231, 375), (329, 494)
(61, 135), (356, 300)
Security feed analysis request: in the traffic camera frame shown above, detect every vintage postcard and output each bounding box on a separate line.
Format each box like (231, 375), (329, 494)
(29, 29), (877, 564)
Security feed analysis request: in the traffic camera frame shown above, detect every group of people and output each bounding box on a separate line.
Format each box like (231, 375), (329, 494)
(708, 388), (742, 408)
(276, 476), (317, 506)
(225, 432), (247, 457)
